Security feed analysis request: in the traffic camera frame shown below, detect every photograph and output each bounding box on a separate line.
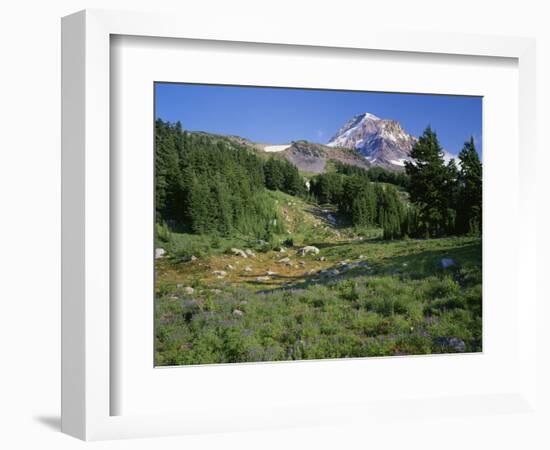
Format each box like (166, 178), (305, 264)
(154, 83), (483, 366)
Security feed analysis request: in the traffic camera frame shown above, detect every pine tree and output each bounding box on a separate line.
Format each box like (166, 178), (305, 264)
(264, 158), (285, 191)
(456, 137), (482, 234)
(186, 175), (213, 233)
(377, 185), (404, 239)
(155, 119), (183, 224)
(405, 126), (455, 237)
(445, 158), (460, 234)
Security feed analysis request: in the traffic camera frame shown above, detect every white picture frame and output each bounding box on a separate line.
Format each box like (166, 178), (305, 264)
(61, 9), (538, 441)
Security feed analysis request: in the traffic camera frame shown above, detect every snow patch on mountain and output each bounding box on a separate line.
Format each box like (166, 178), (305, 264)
(389, 158), (408, 167)
(264, 144), (291, 152)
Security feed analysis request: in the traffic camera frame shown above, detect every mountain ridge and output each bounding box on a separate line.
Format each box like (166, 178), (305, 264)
(190, 111), (458, 173)
(327, 112), (457, 168)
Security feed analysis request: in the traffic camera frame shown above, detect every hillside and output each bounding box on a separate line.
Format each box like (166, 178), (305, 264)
(281, 140), (371, 174)
(206, 133), (373, 174)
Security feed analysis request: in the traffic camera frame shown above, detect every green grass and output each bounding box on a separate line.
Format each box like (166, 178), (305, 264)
(155, 228), (482, 365)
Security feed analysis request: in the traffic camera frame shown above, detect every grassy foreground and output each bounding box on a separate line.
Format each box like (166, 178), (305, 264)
(155, 197), (482, 365)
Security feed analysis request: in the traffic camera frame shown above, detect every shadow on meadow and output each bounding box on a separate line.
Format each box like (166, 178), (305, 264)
(253, 239), (481, 294)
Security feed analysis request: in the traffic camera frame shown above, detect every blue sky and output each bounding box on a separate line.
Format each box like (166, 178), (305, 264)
(155, 83), (482, 156)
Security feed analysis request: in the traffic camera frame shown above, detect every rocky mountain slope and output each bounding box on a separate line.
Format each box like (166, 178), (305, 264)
(280, 140), (370, 174)
(327, 112), (417, 169)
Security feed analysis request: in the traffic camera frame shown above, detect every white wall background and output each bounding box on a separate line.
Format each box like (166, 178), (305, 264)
(0, 1), (548, 448)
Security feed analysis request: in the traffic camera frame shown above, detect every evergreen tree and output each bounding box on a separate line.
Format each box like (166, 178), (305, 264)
(405, 127), (455, 237)
(456, 137), (482, 234)
(341, 175), (376, 225)
(376, 185), (404, 239)
(445, 158), (460, 234)
(264, 157), (306, 196)
(264, 158), (285, 191)
(282, 164), (306, 196)
(155, 119), (183, 223)
(186, 175), (213, 233)
(310, 172), (344, 205)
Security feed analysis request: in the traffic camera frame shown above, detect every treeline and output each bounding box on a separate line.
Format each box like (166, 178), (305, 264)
(155, 120), (304, 238)
(263, 157), (307, 197)
(309, 171), (411, 239)
(333, 161), (409, 189)
(311, 127), (482, 239)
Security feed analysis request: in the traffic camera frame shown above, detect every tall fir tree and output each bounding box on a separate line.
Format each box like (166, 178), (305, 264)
(405, 126), (455, 237)
(264, 158), (285, 191)
(155, 119), (183, 223)
(456, 137), (482, 234)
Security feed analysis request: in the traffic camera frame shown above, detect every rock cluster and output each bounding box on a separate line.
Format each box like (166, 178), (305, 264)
(297, 246), (320, 256)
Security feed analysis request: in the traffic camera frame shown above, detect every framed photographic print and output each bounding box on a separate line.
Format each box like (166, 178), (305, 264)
(62, 9), (539, 442)
(153, 83), (483, 367)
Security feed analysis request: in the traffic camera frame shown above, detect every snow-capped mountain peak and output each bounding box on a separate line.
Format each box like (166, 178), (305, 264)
(362, 112), (381, 121)
(327, 112), (417, 169)
(327, 112), (381, 148)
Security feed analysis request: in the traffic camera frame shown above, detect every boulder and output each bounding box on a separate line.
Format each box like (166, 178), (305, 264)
(439, 258), (457, 269)
(278, 257), (291, 264)
(155, 248), (166, 259)
(449, 338), (466, 352)
(231, 248), (248, 258)
(232, 309), (244, 317)
(244, 266), (253, 272)
(256, 276), (271, 282)
(297, 246), (320, 256)
(245, 249), (256, 257)
(266, 270), (278, 276)
(435, 337), (466, 352)
(183, 286), (195, 295)
(212, 270), (227, 277)
(226, 264), (235, 270)
(190, 255), (198, 261)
